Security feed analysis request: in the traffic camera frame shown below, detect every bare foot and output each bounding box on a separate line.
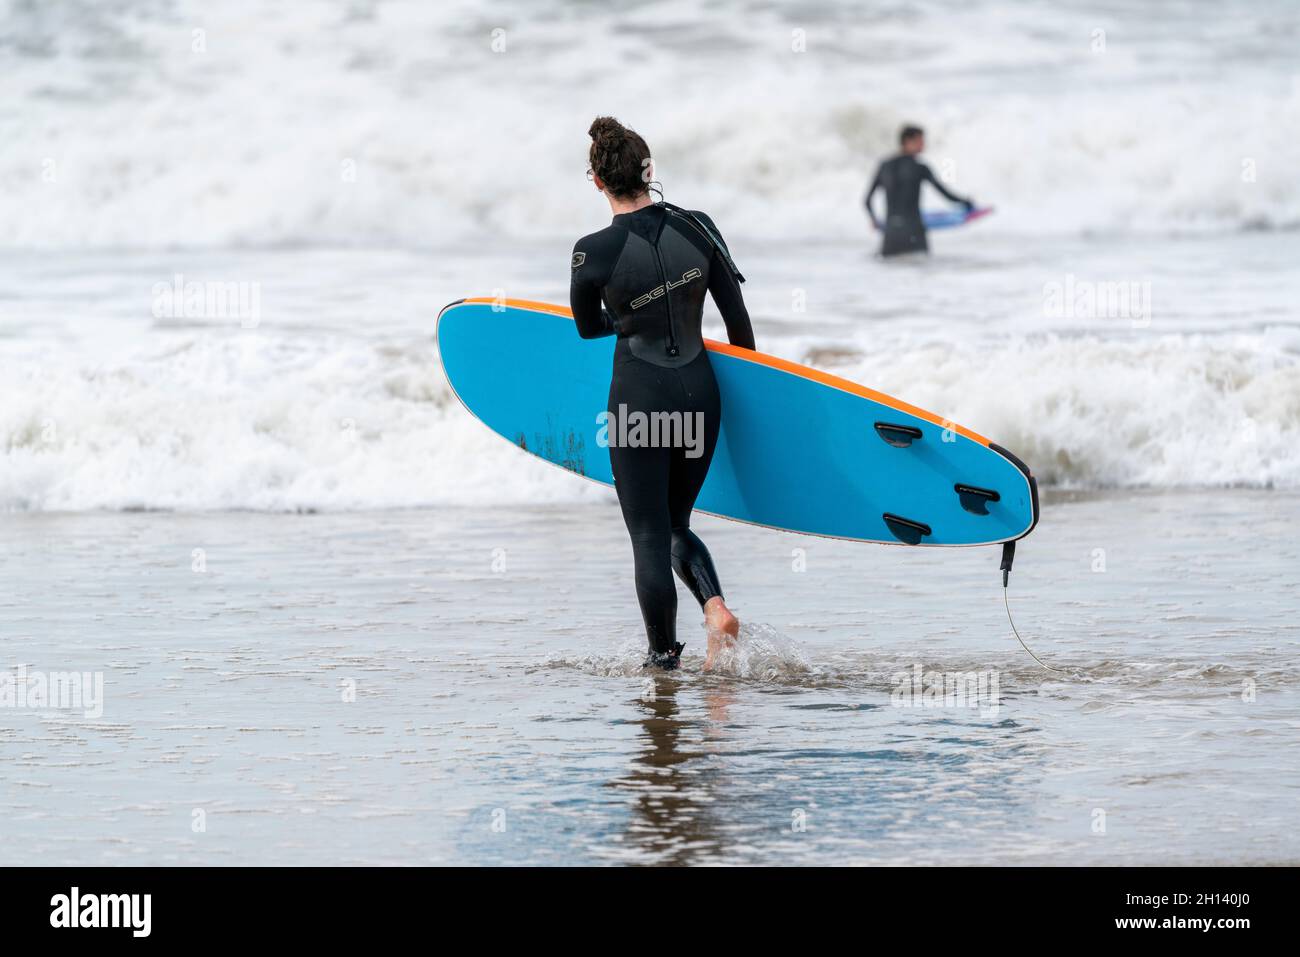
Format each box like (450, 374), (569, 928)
(702, 597), (740, 671)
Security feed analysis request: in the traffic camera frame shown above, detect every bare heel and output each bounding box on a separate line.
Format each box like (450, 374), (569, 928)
(703, 597), (740, 670)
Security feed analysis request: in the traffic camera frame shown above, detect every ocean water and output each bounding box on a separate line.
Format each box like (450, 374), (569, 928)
(2, 0), (1299, 865)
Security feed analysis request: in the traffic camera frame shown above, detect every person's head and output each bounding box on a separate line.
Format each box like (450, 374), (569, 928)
(899, 124), (925, 155)
(587, 116), (653, 203)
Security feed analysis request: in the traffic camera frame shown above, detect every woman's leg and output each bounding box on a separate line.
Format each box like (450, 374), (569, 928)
(667, 356), (740, 667)
(610, 439), (678, 657)
(609, 353), (682, 661)
(667, 352), (722, 602)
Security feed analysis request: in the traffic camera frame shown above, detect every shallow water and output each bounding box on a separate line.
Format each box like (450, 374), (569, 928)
(3, 491), (1297, 865)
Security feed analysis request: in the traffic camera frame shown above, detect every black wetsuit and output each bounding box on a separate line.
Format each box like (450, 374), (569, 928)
(570, 204), (755, 657)
(865, 154), (971, 256)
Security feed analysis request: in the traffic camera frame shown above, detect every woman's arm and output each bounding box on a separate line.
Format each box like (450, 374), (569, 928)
(570, 271), (615, 340)
(569, 229), (626, 339)
(693, 212), (756, 351)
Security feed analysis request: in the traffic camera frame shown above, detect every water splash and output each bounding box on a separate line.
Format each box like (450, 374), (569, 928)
(697, 622), (814, 682)
(543, 623), (815, 684)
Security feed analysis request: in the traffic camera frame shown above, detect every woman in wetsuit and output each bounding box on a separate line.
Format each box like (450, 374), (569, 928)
(570, 116), (756, 671)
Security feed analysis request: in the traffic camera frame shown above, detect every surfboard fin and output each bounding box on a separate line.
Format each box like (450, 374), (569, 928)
(883, 513), (931, 545)
(875, 422), (922, 448)
(955, 483), (1000, 515)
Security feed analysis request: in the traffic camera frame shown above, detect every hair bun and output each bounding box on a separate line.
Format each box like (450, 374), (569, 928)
(589, 116), (626, 149)
(587, 115), (652, 200)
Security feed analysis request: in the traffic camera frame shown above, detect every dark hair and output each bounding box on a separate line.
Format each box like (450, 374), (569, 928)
(900, 124), (924, 146)
(588, 116), (652, 199)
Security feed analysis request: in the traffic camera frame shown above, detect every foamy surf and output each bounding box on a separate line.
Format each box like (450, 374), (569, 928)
(3, 1), (1299, 248)
(4, 318), (1299, 511)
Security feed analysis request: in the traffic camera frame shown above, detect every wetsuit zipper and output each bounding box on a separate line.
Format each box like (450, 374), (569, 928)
(651, 243), (679, 357)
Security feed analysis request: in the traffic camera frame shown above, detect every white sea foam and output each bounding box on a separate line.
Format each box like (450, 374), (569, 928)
(0, 331), (591, 511)
(3, 322), (1296, 512)
(823, 330), (1300, 490)
(2, 0), (1298, 248)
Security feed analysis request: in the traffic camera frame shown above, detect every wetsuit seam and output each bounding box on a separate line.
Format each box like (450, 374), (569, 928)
(603, 228), (633, 310)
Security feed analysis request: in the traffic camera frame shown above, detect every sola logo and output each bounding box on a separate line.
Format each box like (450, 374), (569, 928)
(49, 887), (151, 938)
(630, 267), (702, 310)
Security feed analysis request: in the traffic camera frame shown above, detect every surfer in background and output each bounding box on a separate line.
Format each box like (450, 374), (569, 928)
(570, 116), (755, 671)
(865, 124), (975, 257)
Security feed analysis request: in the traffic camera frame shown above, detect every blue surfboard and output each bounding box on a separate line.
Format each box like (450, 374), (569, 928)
(922, 206), (994, 230)
(436, 298), (1037, 547)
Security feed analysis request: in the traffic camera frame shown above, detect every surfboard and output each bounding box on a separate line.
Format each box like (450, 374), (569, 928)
(922, 206), (994, 230)
(436, 298), (1038, 547)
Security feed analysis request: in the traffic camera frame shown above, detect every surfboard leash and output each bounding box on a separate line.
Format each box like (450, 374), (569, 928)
(1000, 541), (1069, 676)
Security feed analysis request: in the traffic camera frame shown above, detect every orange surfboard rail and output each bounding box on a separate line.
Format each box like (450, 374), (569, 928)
(456, 296), (991, 446)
